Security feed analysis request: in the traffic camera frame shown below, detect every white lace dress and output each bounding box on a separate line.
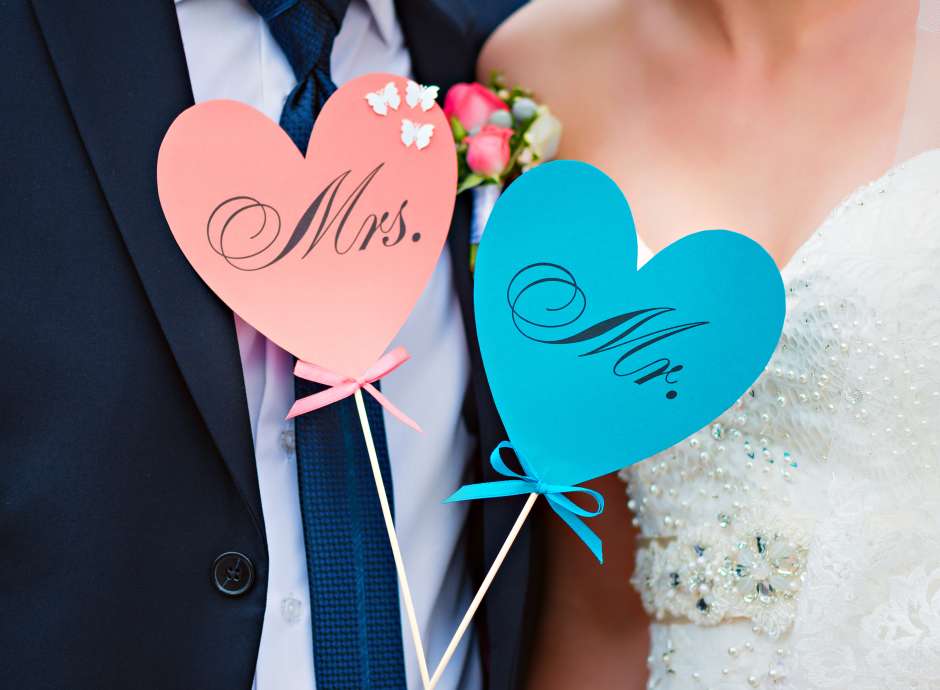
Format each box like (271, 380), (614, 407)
(621, 149), (940, 690)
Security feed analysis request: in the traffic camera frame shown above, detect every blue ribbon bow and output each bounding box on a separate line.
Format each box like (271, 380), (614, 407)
(445, 441), (606, 563)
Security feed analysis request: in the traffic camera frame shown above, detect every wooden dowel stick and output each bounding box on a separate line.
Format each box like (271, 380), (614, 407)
(353, 389), (431, 690)
(428, 492), (539, 689)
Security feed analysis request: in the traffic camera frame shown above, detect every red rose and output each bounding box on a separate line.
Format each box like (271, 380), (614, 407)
(465, 125), (513, 177)
(444, 83), (510, 133)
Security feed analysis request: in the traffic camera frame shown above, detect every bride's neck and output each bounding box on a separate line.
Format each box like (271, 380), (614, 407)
(667, 0), (870, 70)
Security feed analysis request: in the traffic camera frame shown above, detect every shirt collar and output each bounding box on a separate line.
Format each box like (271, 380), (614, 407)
(361, 0), (398, 48)
(174, 0), (399, 48)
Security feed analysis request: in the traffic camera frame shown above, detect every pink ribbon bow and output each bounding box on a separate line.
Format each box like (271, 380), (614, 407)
(286, 346), (421, 432)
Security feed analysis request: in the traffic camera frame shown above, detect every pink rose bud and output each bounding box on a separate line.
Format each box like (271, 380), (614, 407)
(465, 125), (513, 177)
(444, 83), (510, 133)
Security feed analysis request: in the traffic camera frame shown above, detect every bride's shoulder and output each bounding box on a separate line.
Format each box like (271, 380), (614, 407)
(478, 0), (635, 100)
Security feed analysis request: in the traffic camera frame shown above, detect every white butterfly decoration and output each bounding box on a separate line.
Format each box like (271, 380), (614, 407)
(405, 81), (440, 112)
(400, 119), (434, 150)
(365, 81), (401, 116)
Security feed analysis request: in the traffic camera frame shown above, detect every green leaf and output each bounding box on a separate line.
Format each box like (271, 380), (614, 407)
(456, 174), (486, 194)
(501, 140), (530, 177)
(450, 116), (467, 142)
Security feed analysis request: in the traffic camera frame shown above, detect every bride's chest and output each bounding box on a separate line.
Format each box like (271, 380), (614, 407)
(622, 164), (940, 644)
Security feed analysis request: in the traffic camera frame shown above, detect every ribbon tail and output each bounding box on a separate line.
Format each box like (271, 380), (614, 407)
(361, 346), (412, 381)
(361, 383), (422, 432)
(286, 383), (357, 420)
(444, 479), (536, 503)
(548, 501), (604, 564)
(293, 360), (348, 387)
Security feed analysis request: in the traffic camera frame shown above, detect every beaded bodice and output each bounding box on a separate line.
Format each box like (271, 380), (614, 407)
(622, 150), (940, 689)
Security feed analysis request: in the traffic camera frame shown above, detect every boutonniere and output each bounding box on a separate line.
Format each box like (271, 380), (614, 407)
(444, 73), (562, 270)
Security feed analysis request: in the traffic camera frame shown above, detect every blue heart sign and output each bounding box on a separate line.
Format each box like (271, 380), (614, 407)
(448, 161), (785, 561)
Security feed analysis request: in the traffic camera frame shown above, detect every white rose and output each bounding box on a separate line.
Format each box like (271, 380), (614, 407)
(523, 107), (562, 162)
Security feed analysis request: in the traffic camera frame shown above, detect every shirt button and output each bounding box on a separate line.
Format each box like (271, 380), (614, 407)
(280, 428), (295, 454)
(212, 552), (255, 597)
(281, 595), (303, 624)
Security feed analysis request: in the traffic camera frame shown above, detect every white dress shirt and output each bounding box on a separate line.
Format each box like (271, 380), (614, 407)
(174, 2), (481, 688)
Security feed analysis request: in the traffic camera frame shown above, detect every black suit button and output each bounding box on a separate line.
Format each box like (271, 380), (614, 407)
(212, 552), (254, 596)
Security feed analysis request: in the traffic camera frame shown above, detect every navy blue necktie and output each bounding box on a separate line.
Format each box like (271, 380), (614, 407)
(247, 1), (408, 687)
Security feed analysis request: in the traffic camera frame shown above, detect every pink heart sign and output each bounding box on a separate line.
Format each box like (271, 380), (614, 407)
(157, 73), (457, 378)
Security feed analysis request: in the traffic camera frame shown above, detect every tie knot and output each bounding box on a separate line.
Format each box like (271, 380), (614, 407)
(249, 0), (298, 21)
(249, 0), (350, 80)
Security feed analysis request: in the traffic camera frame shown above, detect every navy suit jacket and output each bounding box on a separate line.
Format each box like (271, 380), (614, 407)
(0, 1), (535, 688)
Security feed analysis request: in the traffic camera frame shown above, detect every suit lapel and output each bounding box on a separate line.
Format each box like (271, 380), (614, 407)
(395, 0), (477, 93)
(30, 0), (262, 530)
